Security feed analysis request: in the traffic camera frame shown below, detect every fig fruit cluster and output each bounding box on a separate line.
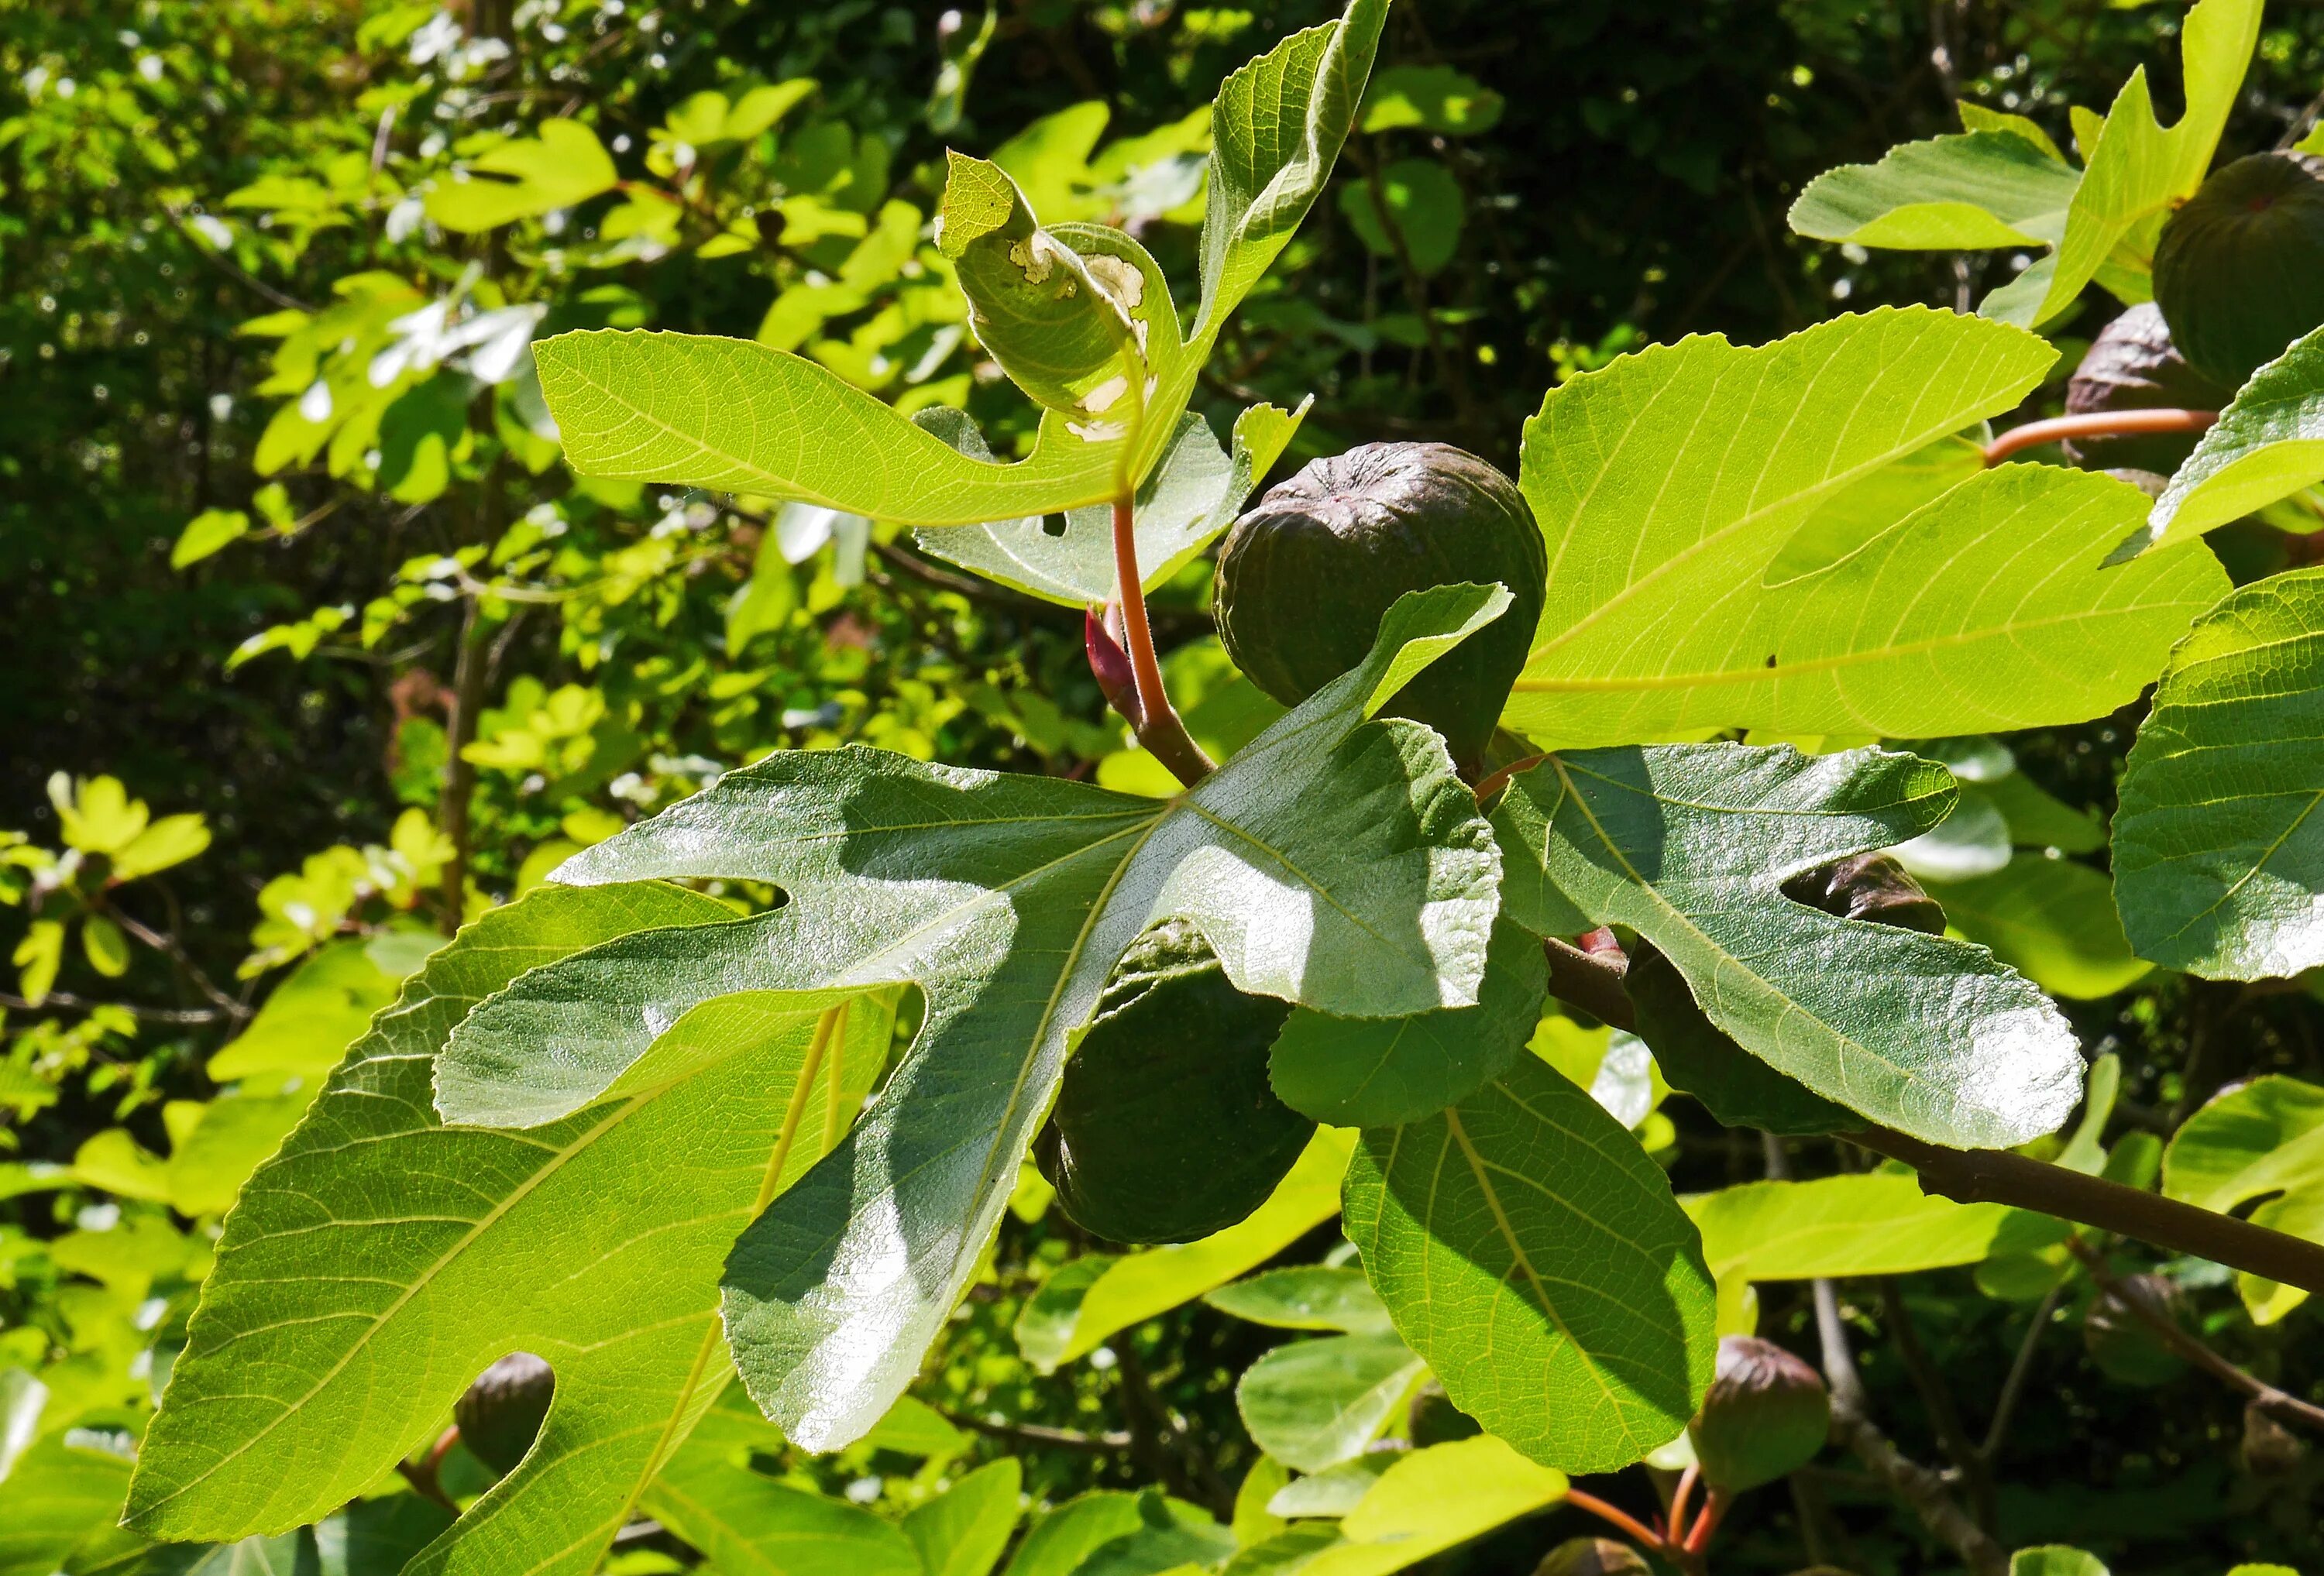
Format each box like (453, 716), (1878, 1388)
(1213, 441), (1544, 771)
(1035, 918), (1310, 1245)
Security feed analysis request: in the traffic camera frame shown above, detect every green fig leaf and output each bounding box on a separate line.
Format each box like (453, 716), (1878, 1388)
(2147, 326), (2324, 550)
(2113, 566), (2324, 979)
(1789, 129), (2079, 249)
(436, 586), (1506, 1451)
(1344, 1053), (1716, 1474)
(125, 884), (888, 1576)
(1978, 0), (2259, 328)
(1928, 854), (2152, 1001)
(913, 400), (1306, 606)
(2163, 1075), (2324, 1324)
(1269, 916), (1546, 1126)
(1018, 1129), (1355, 1372)
(1204, 1266), (1393, 1334)
(1493, 743), (2083, 1147)
(1506, 311), (2221, 746)
(1235, 1333), (1425, 1472)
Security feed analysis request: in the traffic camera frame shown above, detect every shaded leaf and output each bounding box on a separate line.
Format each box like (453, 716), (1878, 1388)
(1933, 856), (2152, 1001)
(2114, 566), (2324, 979)
(1269, 917), (1545, 1127)
(1204, 1267), (1392, 1334)
(125, 886), (885, 1576)
(1344, 1054), (1715, 1473)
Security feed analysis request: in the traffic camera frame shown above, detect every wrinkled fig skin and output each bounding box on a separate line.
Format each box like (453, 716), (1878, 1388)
(1687, 1334), (1831, 1492)
(1213, 442), (1545, 771)
(455, 1351), (555, 1476)
(1777, 851), (1946, 935)
(1036, 919), (1308, 1245)
(2062, 304), (2231, 474)
(1533, 1538), (1652, 1576)
(2155, 151), (2324, 388)
(1634, 853), (1945, 1134)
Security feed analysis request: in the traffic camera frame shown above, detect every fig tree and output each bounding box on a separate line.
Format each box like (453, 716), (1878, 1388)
(1212, 441), (1545, 770)
(2062, 304), (2230, 476)
(455, 1351), (555, 1477)
(1035, 919), (1309, 1245)
(2154, 151), (2324, 388)
(1686, 1334), (1830, 1492)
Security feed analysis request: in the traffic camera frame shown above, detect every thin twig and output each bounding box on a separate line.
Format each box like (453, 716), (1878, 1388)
(940, 1409), (1133, 1453)
(1827, 1392), (2008, 1576)
(0, 991), (229, 1025)
(2067, 1238), (2324, 1432)
(163, 208), (312, 313)
(1561, 1488), (1671, 1554)
(1980, 1279), (2066, 1458)
(1877, 1279), (1996, 1529)
(1983, 409), (2216, 466)
(103, 907), (251, 1021)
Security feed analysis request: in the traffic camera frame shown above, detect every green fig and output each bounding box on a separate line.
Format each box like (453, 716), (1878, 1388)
(1686, 1334), (1830, 1492)
(1212, 441), (1545, 771)
(454, 1351), (555, 1477)
(2081, 1273), (2187, 1386)
(1036, 919), (1309, 1245)
(2154, 151), (2324, 388)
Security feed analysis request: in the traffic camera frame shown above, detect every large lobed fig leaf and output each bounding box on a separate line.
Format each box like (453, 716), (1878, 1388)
(435, 584), (1508, 1452)
(1492, 743), (2084, 1149)
(1503, 307), (2223, 747)
(125, 884), (890, 1574)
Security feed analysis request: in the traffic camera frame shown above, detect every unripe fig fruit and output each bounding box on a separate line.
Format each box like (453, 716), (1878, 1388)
(1035, 919), (1309, 1244)
(1406, 1380), (1483, 1447)
(2241, 1399), (2305, 1478)
(2082, 1272), (2187, 1386)
(1637, 853), (1944, 1134)
(2154, 151), (2324, 388)
(1532, 1538), (1652, 1576)
(1686, 1334), (1829, 1492)
(1212, 442), (1545, 770)
(2061, 304), (2232, 475)
(455, 1351), (554, 1476)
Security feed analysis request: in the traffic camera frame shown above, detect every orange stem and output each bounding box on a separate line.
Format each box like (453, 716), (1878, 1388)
(1982, 408), (2216, 466)
(1106, 493), (1212, 785)
(1666, 1463), (1699, 1543)
(1563, 1488), (1670, 1554)
(1683, 1487), (1728, 1553)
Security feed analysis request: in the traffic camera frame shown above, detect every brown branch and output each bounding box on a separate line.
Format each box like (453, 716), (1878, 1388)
(1536, 939), (2324, 1300)
(1827, 1391), (2008, 1576)
(2066, 1237), (2324, 1432)
(1983, 409), (2216, 466)
(1855, 1128), (2324, 1300)
(1980, 1279), (2065, 1458)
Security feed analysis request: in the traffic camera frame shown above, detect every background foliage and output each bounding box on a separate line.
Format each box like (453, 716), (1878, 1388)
(9, 2), (2324, 1573)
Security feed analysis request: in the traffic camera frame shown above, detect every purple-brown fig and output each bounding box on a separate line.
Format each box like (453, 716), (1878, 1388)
(1686, 1335), (1830, 1492)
